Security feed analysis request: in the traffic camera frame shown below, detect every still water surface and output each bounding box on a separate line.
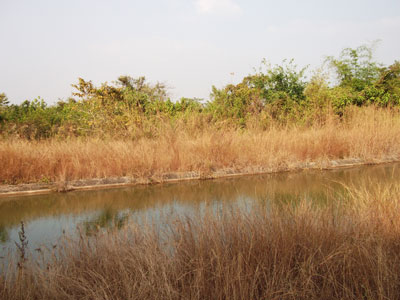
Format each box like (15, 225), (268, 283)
(1, 163), (399, 256)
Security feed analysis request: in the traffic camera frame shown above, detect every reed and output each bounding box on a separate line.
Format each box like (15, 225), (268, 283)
(2, 182), (400, 299)
(0, 106), (399, 184)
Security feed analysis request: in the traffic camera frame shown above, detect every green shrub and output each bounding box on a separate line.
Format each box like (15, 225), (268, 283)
(0, 45), (398, 139)
(207, 59), (307, 125)
(326, 44), (381, 92)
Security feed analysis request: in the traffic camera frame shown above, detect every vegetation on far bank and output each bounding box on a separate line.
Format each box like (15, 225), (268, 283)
(0, 45), (400, 185)
(0, 45), (399, 140)
(1, 107), (400, 185)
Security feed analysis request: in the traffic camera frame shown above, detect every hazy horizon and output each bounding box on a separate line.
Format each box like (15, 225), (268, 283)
(1, 0), (400, 104)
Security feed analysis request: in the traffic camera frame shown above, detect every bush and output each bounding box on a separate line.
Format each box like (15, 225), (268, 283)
(0, 45), (399, 139)
(207, 59), (307, 125)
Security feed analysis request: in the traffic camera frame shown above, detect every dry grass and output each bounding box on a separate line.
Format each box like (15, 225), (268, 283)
(2, 182), (400, 299)
(1, 106), (400, 184)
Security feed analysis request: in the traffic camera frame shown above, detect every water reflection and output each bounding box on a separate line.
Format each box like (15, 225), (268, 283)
(0, 163), (399, 251)
(83, 208), (129, 235)
(0, 225), (8, 243)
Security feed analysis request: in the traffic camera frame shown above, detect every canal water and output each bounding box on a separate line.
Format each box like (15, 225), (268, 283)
(1, 163), (399, 258)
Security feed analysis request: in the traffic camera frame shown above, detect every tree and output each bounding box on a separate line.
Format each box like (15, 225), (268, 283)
(376, 61), (400, 94)
(0, 93), (9, 122)
(0, 93), (9, 107)
(252, 59), (308, 103)
(326, 44), (381, 91)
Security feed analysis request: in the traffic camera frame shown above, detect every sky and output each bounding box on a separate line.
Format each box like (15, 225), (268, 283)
(1, 0), (400, 104)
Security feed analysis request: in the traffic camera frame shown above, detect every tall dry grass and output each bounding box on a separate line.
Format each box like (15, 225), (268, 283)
(1, 106), (400, 184)
(2, 182), (400, 299)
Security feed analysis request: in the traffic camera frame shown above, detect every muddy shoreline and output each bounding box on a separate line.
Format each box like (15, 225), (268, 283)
(1, 157), (398, 198)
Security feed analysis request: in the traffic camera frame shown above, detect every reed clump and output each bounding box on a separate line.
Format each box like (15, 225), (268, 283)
(2, 183), (400, 299)
(0, 106), (399, 185)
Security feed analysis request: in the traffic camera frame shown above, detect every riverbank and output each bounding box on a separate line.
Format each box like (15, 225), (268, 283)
(0, 157), (398, 198)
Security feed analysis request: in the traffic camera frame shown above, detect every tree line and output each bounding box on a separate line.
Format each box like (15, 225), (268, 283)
(1, 45), (399, 139)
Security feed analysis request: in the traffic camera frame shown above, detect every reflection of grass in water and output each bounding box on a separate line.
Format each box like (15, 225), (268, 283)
(83, 208), (129, 236)
(0, 225), (9, 243)
(256, 186), (349, 218)
(263, 190), (330, 207)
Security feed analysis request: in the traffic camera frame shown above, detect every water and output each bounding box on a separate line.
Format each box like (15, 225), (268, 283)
(1, 163), (399, 257)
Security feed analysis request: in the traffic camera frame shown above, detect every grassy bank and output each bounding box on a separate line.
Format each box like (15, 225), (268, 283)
(2, 182), (400, 299)
(1, 106), (400, 185)
(1, 45), (399, 186)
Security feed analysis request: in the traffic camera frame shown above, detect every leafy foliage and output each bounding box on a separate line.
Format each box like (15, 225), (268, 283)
(0, 93), (9, 123)
(0, 45), (399, 139)
(207, 59), (308, 125)
(326, 44), (381, 91)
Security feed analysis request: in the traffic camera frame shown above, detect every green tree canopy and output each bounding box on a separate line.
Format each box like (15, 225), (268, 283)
(326, 44), (381, 91)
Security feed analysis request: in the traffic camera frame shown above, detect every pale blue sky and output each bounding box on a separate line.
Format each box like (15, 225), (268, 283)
(1, 0), (400, 104)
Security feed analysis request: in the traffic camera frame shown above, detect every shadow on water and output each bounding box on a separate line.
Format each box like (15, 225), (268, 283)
(0, 162), (399, 251)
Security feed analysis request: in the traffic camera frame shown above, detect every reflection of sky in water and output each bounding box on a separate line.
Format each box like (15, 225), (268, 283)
(0, 163), (399, 260)
(2, 214), (91, 254)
